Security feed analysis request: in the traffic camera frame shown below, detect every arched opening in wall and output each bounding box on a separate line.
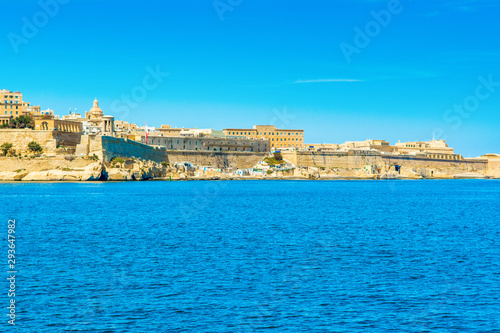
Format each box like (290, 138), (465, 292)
(41, 122), (49, 130)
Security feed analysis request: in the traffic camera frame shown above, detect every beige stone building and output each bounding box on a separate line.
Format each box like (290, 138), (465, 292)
(339, 139), (393, 152)
(0, 115), (9, 126)
(84, 99), (115, 136)
(223, 125), (304, 150)
(0, 89), (40, 118)
(115, 120), (138, 135)
(394, 139), (454, 155)
(305, 143), (341, 151)
(145, 135), (270, 152)
(33, 114), (82, 133)
(157, 125), (184, 136)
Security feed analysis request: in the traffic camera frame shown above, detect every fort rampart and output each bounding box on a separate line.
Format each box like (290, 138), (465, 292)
(282, 150), (488, 176)
(87, 136), (168, 163)
(167, 150), (267, 169)
(0, 129), (82, 154)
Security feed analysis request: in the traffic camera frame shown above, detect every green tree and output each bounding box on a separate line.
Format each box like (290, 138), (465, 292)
(28, 141), (43, 153)
(1, 143), (13, 156)
(7, 115), (34, 129)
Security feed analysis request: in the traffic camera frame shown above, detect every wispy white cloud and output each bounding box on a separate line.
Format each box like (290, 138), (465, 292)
(294, 79), (363, 84)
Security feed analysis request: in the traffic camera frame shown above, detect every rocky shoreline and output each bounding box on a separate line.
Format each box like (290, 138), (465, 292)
(0, 155), (498, 182)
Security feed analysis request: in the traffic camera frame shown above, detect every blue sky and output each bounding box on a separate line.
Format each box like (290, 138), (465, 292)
(1, 0), (499, 156)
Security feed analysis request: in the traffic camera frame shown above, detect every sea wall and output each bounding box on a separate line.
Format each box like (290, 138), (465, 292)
(167, 150), (268, 169)
(88, 135), (168, 163)
(282, 150), (382, 168)
(282, 150), (489, 176)
(381, 155), (487, 173)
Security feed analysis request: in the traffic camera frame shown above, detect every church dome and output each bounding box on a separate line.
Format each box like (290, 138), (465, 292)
(88, 98), (103, 119)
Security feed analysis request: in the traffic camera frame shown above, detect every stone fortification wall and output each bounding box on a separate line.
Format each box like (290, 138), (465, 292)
(88, 136), (168, 163)
(167, 151), (268, 169)
(54, 131), (82, 147)
(282, 150), (382, 168)
(0, 129), (82, 154)
(484, 155), (500, 178)
(283, 150), (488, 176)
(0, 129), (57, 153)
(486, 157), (500, 170)
(381, 155), (487, 173)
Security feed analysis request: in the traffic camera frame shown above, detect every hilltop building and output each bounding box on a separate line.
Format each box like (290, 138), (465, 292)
(0, 89), (40, 125)
(157, 125), (225, 138)
(144, 135), (270, 152)
(84, 99), (115, 136)
(305, 138), (463, 161)
(340, 139), (393, 152)
(0, 89), (40, 117)
(394, 140), (454, 155)
(305, 143), (341, 152)
(223, 125), (304, 150)
(33, 114), (82, 133)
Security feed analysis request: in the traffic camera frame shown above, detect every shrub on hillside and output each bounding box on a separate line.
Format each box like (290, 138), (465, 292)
(28, 141), (43, 153)
(1, 143), (13, 156)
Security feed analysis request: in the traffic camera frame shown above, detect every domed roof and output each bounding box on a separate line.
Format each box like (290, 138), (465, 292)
(88, 98), (103, 119)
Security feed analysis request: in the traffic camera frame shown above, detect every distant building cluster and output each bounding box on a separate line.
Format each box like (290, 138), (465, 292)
(223, 125), (304, 150)
(0, 89), (40, 125)
(0, 88), (466, 158)
(306, 138), (462, 160)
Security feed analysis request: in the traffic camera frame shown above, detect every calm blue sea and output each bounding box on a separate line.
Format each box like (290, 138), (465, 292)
(1, 180), (499, 332)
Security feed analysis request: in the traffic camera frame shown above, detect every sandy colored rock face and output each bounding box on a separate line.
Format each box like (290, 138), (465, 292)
(0, 158), (103, 181)
(106, 169), (133, 181)
(0, 171), (29, 181)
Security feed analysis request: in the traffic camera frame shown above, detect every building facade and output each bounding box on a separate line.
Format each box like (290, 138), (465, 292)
(1, 89), (40, 117)
(340, 139), (393, 152)
(144, 135), (270, 152)
(223, 125), (304, 150)
(33, 114), (83, 133)
(394, 139), (454, 155)
(85, 99), (115, 136)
